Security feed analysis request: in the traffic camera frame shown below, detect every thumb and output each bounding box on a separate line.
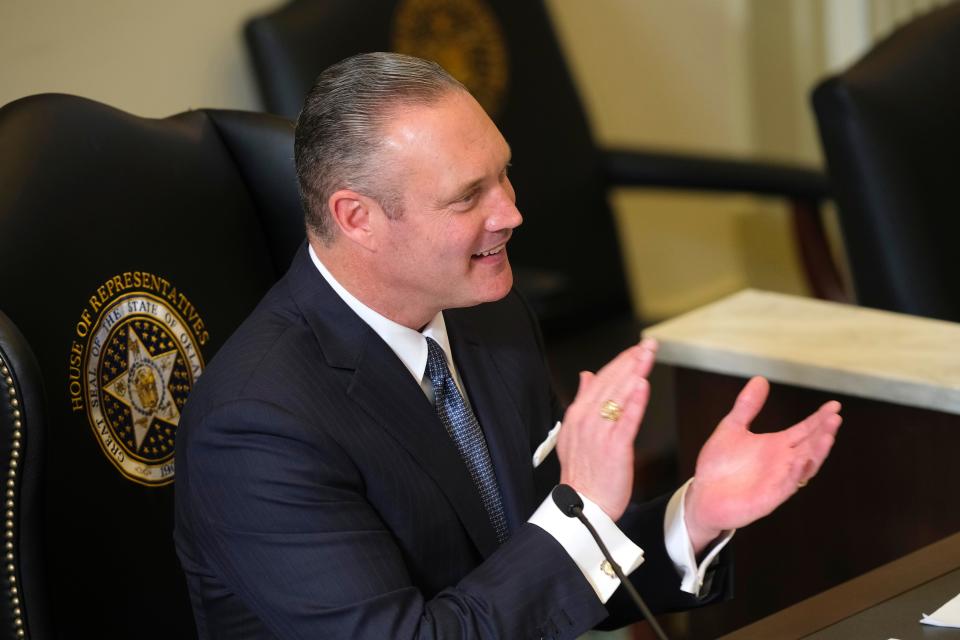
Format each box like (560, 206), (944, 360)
(721, 376), (769, 430)
(578, 370), (595, 393)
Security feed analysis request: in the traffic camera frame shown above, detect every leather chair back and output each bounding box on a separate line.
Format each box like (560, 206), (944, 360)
(812, 2), (960, 321)
(0, 94), (302, 638)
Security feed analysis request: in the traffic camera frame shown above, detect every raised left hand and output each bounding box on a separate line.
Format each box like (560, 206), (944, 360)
(683, 376), (842, 554)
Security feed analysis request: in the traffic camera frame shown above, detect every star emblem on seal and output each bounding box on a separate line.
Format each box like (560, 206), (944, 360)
(102, 325), (180, 453)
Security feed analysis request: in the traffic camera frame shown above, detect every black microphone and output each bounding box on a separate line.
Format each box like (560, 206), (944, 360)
(551, 484), (670, 640)
(552, 483), (583, 517)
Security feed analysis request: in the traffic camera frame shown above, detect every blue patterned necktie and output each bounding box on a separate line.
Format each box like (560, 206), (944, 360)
(424, 337), (509, 544)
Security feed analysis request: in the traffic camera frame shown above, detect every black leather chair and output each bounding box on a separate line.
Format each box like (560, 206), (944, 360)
(246, 0), (843, 398)
(812, 2), (960, 322)
(0, 94), (303, 639)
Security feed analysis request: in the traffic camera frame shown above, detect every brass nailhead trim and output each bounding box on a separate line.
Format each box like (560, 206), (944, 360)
(1, 351), (25, 637)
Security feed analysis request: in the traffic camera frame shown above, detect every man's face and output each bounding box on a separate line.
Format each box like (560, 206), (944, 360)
(369, 90), (522, 323)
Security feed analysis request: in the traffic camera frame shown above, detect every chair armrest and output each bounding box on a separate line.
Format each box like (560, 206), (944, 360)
(601, 148), (847, 303)
(601, 148), (829, 201)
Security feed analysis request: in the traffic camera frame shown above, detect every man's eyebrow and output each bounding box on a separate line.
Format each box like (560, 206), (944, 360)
(437, 146), (513, 206)
(435, 177), (482, 208)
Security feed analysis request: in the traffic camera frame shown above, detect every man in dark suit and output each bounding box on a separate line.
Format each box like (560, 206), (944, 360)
(174, 52), (842, 639)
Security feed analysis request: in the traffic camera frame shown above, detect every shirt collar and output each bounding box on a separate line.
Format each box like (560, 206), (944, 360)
(308, 244), (452, 385)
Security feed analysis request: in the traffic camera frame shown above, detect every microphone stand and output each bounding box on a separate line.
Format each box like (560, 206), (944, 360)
(551, 484), (670, 640)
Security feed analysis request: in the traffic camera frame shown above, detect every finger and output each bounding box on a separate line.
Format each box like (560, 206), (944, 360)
(635, 348), (656, 382)
(577, 371), (595, 395)
(594, 360), (649, 428)
(610, 378), (650, 442)
(823, 400), (842, 414)
(793, 457), (817, 487)
(567, 351), (634, 423)
(720, 376), (769, 431)
(582, 344), (652, 413)
(821, 406), (843, 438)
(582, 345), (645, 405)
(804, 439), (834, 480)
(786, 413), (841, 488)
(636, 339), (658, 379)
(782, 411), (821, 448)
(803, 414), (842, 477)
(784, 400), (842, 448)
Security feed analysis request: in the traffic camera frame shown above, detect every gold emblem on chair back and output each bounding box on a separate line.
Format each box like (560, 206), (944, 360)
(68, 271), (207, 486)
(392, 0), (509, 117)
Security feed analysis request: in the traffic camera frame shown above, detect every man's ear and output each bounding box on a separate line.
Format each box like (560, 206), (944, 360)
(327, 189), (377, 249)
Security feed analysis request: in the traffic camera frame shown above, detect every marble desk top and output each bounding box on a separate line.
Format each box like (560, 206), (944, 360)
(642, 289), (960, 415)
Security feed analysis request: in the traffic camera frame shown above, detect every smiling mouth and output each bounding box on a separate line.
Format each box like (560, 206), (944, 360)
(472, 242), (506, 258)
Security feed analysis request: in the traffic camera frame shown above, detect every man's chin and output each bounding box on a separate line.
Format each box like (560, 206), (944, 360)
(452, 272), (514, 310)
(483, 269), (514, 303)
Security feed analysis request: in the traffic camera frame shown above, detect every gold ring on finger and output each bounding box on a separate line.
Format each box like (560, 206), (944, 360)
(599, 399), (623, 422)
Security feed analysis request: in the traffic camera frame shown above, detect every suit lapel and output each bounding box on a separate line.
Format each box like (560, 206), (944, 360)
(347, 338), (501, 558)
(446, 314), (537, 534)
(286, 245), (500, 558)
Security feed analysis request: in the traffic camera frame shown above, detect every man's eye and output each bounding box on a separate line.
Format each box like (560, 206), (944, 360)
(456, 190), (479, 204)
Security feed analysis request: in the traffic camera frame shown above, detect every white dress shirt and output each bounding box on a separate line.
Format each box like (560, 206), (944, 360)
(308, 245), (731, 603)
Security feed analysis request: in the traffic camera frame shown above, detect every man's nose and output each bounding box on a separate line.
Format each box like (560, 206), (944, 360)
(486, 188), (523, 232)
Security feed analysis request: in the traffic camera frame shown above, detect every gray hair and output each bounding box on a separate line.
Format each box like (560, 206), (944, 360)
(294, 52), (466, 242)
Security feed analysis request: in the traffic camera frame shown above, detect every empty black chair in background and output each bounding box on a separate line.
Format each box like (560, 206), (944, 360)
(246, 0), (841, 401)
(812, 2), (960, 322)
(0, 94), (302, 639)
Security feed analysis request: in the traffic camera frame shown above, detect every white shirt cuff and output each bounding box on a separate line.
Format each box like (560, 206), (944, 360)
(664, 478), (735, 595)
(529, 489), (644, 603)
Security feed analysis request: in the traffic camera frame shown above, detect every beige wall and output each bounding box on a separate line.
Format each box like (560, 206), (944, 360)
(0, 0), (855, 320)
(0, 0), (277, 116)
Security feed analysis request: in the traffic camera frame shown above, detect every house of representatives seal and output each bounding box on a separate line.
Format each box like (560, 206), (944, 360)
(68, 272), (208, 486)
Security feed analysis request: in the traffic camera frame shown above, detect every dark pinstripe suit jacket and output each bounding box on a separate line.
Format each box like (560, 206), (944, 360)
(174, 245), (728, 639)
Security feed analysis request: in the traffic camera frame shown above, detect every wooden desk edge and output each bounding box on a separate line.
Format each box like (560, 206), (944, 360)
(718, 531), (960, 640)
